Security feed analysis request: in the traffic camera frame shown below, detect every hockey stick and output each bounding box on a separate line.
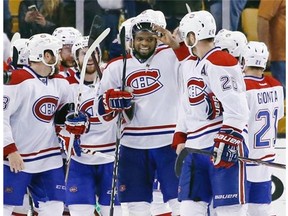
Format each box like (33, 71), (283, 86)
(175, 147), (286, 177)
(26, 188), (34, 216)
(185, 3), (192, 13)
(65, 28), (111, 183)
(109, 26), (127, 216)
(88, 15), (106, 80)
(10, 32), (21, 68)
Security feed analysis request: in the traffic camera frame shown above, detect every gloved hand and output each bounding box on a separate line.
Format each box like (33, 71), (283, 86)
(103, 89), (133, 112)
(65, 111), (90, 135)
(205, 93), (223, 120)
(212, 127), (243, 168)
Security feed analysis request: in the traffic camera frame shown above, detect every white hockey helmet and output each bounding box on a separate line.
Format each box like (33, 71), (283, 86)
(10, 38), (29, 65)
(52, 27), (82, 45)
(72, 36), (101, 62)
(214, 29), (247, 58)
(27, 33), (62, 66)
(179, 10), (216, 48)
(131, 14), (156, 38)
(140, 9), (166, 28)
(242, 41), (269, 69)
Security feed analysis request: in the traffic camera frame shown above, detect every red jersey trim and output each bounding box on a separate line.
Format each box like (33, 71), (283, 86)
(4, 143), (18, 158)
(8, 69), (34, 85)
(207, 50), (238, 66)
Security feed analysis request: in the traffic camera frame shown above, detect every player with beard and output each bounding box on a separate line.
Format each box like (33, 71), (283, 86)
(57, 36), (122, 216)
(97, 14), (181, 216)
(52, 27), (82, 77)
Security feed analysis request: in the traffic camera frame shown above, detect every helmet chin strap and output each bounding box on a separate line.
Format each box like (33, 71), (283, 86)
(41, 55), (59, 76)
(184, 36), (198, 57)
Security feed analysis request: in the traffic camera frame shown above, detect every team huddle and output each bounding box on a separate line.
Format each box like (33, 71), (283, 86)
(3, 8), (284, 216)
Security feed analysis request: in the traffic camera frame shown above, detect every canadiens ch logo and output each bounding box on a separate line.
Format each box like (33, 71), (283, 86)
(32, 96), (59, 123)
(126, 69), (163, 96)
(79, 99), (100, 124)
(187, 77), (207, 105)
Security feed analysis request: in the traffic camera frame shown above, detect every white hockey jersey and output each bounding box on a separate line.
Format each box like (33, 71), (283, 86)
(177, 47), (249, 149)
(4, 66), (72, 173)
(98, 47), (181, 149)
(66, 73), (116, 164)
(244, 75), (284, 161)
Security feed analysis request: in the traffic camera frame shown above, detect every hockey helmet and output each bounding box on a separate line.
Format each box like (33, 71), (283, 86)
(131, 14), (156, 38)
(52, 27), (82, 45)
(242, 41), (269, 69)
(72, 36), (101, 62)
(214, 29), (247, 58)
(10, 38), (29, 66)
(179, 10), (216, 48)
(27, 33), (62, 66)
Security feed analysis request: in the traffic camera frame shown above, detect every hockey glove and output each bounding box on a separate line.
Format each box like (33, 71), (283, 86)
(103, 89), (133, 112)
(212, 127), (243, 168)
(205, 93), (223, 120)
(73, 135), (82, 157)
(58, 130), (82, 156)
(65, 111), (90, 135)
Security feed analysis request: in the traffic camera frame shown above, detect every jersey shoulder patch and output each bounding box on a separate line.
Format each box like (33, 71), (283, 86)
(8, 69), (34, 85)
(207, 50), (238, 66)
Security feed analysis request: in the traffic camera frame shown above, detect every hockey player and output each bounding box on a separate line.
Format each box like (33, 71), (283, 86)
(3, 33), (89, 216)
(97, 14), (181, 216)
(241, 41), (284, 216)
(60, 36), (122, 216)
(4, 33), (71, 216)
(52, 27), (82, 77)
(155, 11), (250, 215)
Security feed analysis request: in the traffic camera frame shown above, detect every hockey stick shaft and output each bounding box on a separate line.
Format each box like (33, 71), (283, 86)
(109, 26), (127, 216)
(185, 3), (192, 13)
(175, 147), (285, 178)
(185, 147), (286, 169)
(27, 189), (34, 216)
(75, 28), (110, 115)
(65, 28), (110, 184)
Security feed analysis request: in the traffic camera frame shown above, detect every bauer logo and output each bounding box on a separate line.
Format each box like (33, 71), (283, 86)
(214, 193), (238, 199)
(32, 96), (58, 123)
(187, 77), (207, 105)
(126, 69), (163, 96)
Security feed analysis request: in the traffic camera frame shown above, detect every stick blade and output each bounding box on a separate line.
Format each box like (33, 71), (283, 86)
(174, 148), (189, 177)
(88, 15), (105, 47)
(119, 26), (126, 58)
